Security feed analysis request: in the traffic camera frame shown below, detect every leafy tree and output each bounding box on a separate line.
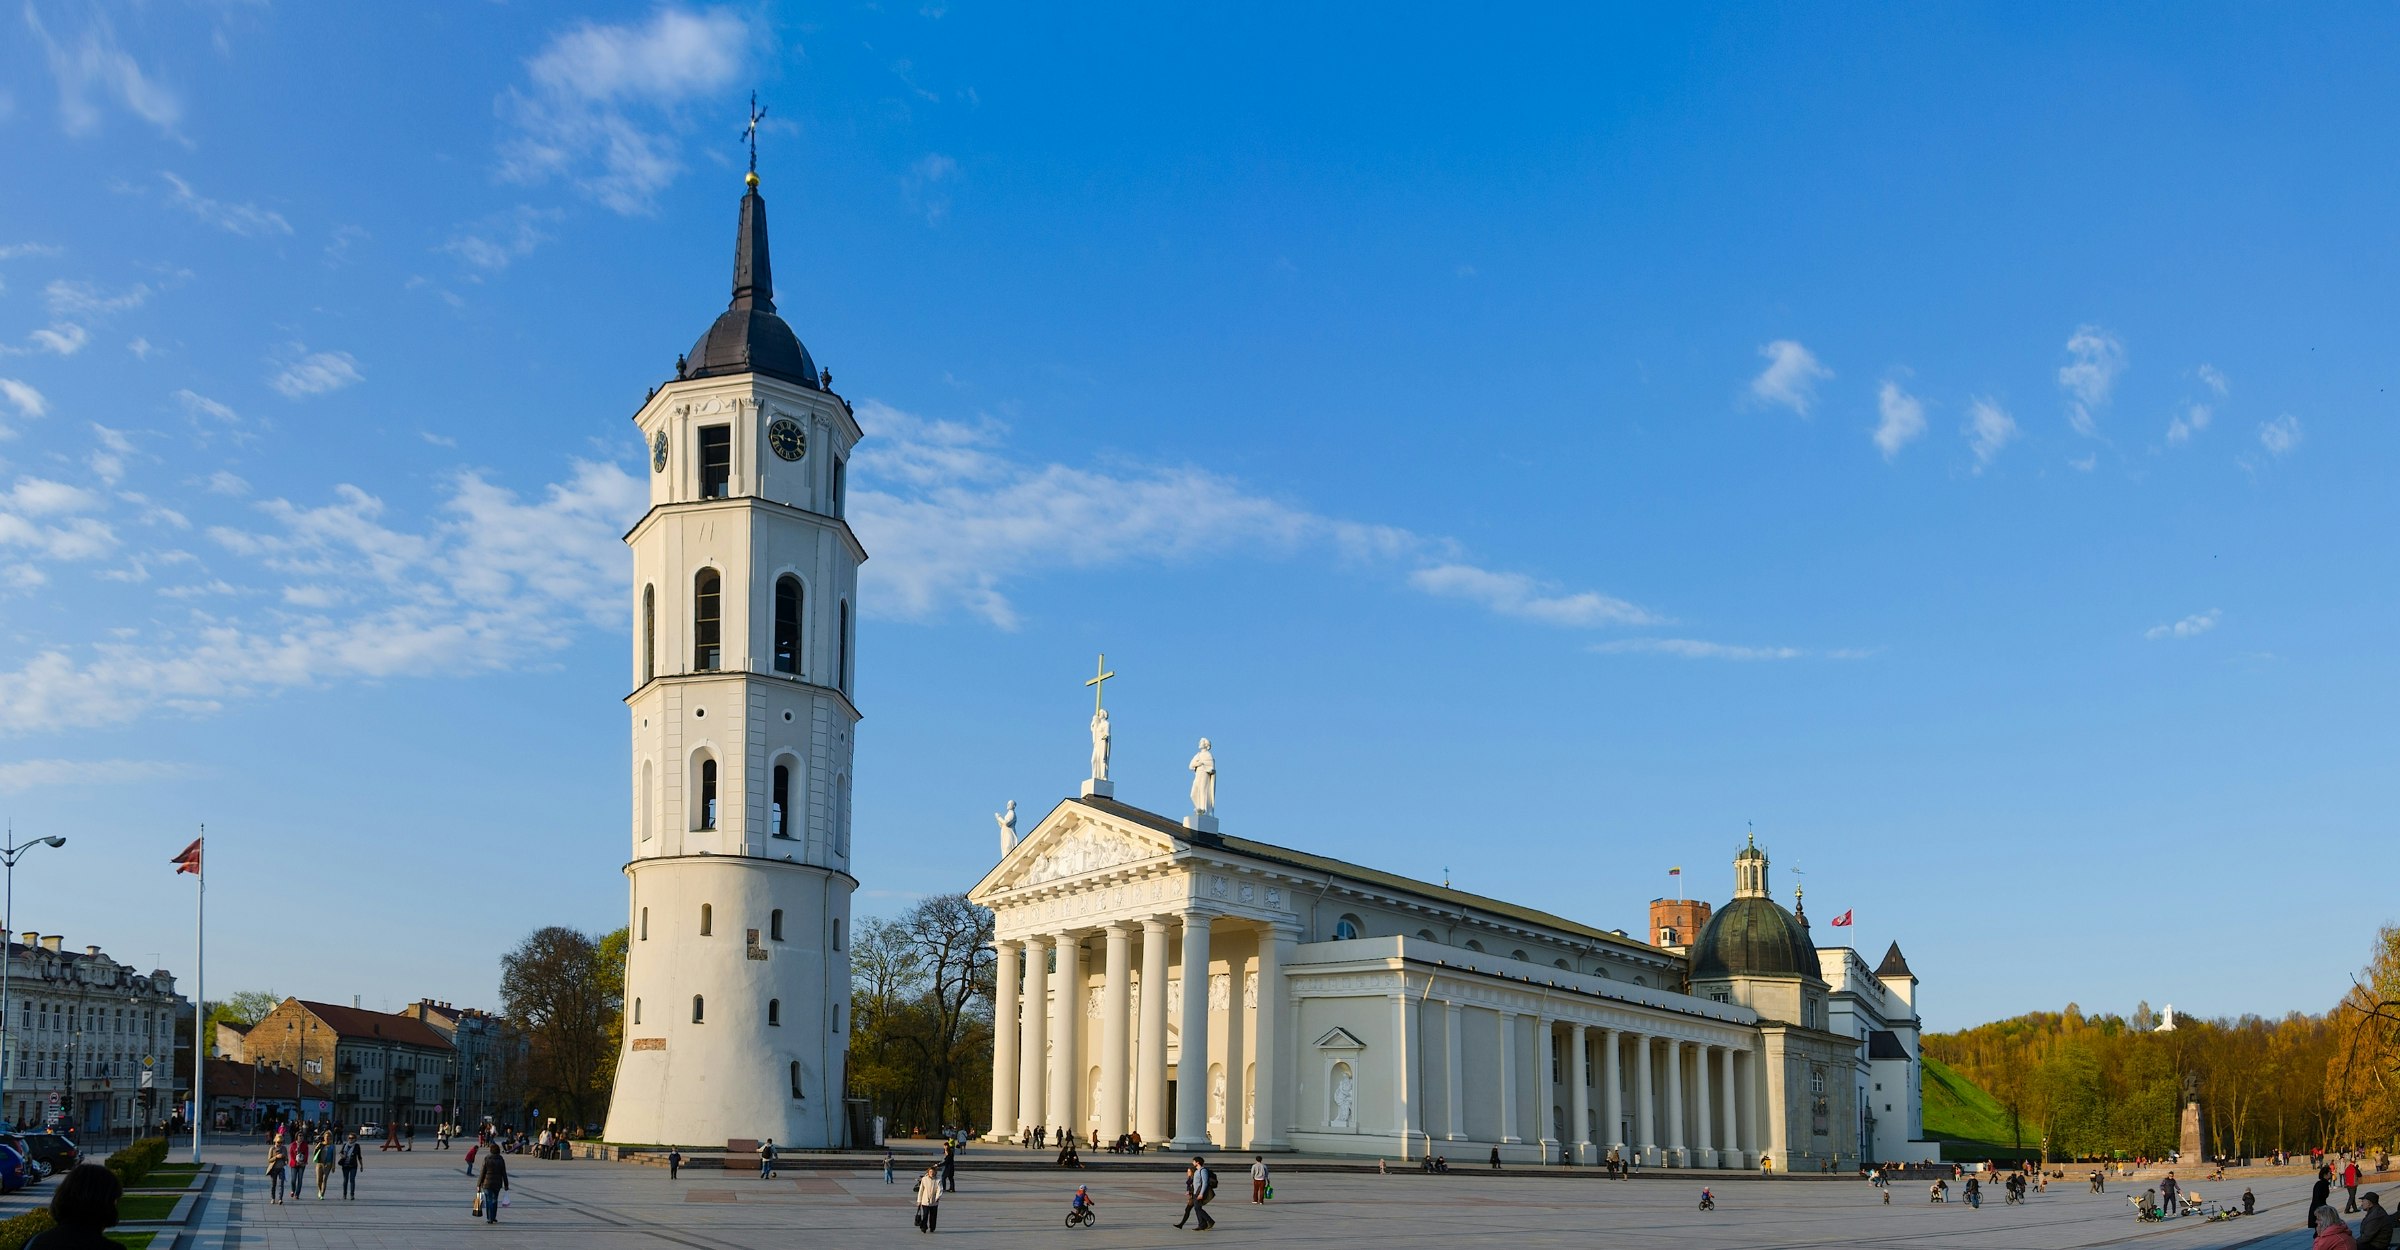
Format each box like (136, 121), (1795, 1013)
(201, 989), (283, 1054)
(498, 925), (625, 1131)
(847, 894), (995, 1134)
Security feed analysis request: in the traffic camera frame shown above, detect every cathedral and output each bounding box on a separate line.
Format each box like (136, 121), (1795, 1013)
(970, 788), (1939, 1168)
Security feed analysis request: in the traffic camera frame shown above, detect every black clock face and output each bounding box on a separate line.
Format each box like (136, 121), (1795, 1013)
(651, 429), (669, 473)
(768, 417), (806, 461)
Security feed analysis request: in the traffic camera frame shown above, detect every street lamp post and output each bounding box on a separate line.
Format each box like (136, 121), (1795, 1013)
(0, 831), (67, 1128)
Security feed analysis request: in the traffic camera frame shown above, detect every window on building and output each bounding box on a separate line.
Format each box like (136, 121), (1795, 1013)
(770, 909), (785, 942)
(1416, 929), (1436, 942)
(790, 1061), (804, 1099)
(830, 457), (846, 517)
(633, 998), (641, 1025)
(832, 1004), (842, 1033)
(1554, 959), (1571, 970)
(834, 775), (851, 857)
(693, 570), (722, 670)
(641, 584), (656, 682)
(639, 907), (648, 940)
(700, 904), (713, 936)
(767, 999), (780, 1026)
(771, 765), (791, 839)
(773, 575), (801, 674)
(692, 995), (705, 1023)
(833, 918), (844, 951)
(1511, 949), (1529, 961)
(698, 425), (732, 498)
(836, 600), (851, 693)
(699, 757), (718, 830)
(1332, 915), (1361, 941)
(1463, 940), (1484, 953)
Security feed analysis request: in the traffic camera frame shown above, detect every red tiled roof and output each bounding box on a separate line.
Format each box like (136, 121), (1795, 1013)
(293, 1000), (457, 1050)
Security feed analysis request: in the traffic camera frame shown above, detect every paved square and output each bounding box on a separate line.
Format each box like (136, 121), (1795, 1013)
(195, 1141), (2332, 1250)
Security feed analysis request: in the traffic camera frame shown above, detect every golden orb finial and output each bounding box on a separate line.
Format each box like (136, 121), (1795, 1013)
(745, 170), (760, 188)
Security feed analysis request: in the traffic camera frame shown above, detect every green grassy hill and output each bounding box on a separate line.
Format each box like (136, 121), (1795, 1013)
(1921, 1054), (2041, 1157)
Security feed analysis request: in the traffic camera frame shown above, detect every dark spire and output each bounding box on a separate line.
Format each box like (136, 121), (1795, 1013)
(1875, 941), (1915, 979)
(730, 176), (775, 314)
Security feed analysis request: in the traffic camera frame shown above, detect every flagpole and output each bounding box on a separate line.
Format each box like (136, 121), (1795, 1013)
(191, 824), (203, 1164)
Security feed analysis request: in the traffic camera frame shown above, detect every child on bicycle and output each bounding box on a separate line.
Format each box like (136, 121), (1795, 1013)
(1699, 1187), (1715, 1210)
(1069, 1185), (1096, 1217)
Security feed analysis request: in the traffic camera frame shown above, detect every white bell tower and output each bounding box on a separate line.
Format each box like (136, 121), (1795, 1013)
(604, 166), (864, 1148)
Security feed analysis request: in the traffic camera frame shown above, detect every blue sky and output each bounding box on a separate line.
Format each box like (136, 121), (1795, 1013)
(1, 4), (2392, 1031)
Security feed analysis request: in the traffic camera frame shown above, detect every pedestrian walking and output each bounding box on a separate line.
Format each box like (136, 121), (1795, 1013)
(314, 1138), (335, 1199)
(1250, 1156), (1270, 1204)
(2160, 1173), (2179, 1215)
(884, 1147), (896, 1185)
(475, 1146), (509, 1225)
(339, 1136), (362, 1200)
(266, 1140), (287, 1205)
(2318, 1170), (2338, 1230)
(914, 1166), (942, 1232)
(464, 1138), (480, 1177)
(940, 1142), (958, 1192)
(1175, 1157), (1217, 1231)
(1489, 1146), (1502, 1171)
(2351, 1163), (2366, 1214)
(760, 1138), (778, 1179)
(668, 1148), (683, 1180)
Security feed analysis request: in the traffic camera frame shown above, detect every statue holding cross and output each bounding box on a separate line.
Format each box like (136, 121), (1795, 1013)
(1085, 654), (1115, 793)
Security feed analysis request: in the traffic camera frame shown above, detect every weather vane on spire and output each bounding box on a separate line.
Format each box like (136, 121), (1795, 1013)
(744, 92), (768, 180)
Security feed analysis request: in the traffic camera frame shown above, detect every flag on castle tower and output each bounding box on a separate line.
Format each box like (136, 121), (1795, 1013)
(1830, 909), (1853, 927)
(171, 837), (203, 875)
(1667, 866), (1681, 876)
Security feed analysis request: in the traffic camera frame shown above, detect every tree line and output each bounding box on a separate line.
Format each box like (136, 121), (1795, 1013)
(1924, 929), (2400, 1158)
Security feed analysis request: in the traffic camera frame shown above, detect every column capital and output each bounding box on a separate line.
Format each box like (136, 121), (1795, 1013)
(1102, 921), (1134, 937)
(1140, 916), (1170, 934)
(993, 936), (1023, 952)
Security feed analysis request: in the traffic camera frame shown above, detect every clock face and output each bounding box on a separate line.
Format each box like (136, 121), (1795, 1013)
(768, 417), (807, 462)
(651, 429), (669, 473)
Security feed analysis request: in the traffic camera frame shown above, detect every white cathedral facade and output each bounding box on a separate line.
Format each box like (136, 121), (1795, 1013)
(603, 169), (860, 1148)
(971, 791), (1941, 1168)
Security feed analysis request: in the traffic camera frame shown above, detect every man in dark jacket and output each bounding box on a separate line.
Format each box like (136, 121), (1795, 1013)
(2359, 1192), (2393, 1250)
(2316, 1168), (2337, 1229)
(476, 1149), (509, 1224)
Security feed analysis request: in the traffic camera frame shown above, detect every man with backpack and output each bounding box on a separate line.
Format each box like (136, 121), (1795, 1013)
(1176, 1156), (1217, 1230)
(760, 1138), (779, 1180)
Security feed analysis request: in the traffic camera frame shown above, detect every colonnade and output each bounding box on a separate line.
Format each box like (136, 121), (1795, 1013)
(992, 910), (1289, 1151)
(1427, 1005), (1764, 1168)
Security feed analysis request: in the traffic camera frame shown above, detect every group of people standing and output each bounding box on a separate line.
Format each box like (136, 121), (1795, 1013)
(2311, 1163), (2395, 1250)
(263, 1125), (363, 1203)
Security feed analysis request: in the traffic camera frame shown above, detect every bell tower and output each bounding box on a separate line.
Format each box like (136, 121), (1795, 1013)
(604, 164), (864, 1148)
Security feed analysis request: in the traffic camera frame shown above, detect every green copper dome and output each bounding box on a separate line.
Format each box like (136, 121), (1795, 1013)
(1689, 895), (1819, 979)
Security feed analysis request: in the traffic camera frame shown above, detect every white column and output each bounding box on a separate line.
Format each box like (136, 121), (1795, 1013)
(1443, 1001), (1465, 1140)
(1496, 1010), (1520, 1144)
(1717, 1047), (1741, 1168)
(1735, 1048), (1758, 1163)
(1394, 989), (1422, 1152)
(1600, 1026), (1623, 1159)
(1251, 926), (1291, 1149)
(1535, 1017), (1557, 1157)
(1170, 911), (1213, 1149)
(1136, 919), (1170, 1144)
(1693, 1044), (1716, 1167)
(1569, 1024), (1592, 1164)
(1099, 925), (1132, 1141)
(1019, 934), (1049, 1136)
(1633, 1032), (1656, 1165)
(991, 939), (1022, 1138)
(1662, 1038), (1685, 1166)
(1050, 932), (1083, 1138)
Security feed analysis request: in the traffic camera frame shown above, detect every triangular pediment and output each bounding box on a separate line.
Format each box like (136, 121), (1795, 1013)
(1314, 1027), (1367, 1051)
(971, 803), (1179, 898)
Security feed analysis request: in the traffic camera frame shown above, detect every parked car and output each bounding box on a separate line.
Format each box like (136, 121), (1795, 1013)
(0, 1144), (28, 1194)
(14, 1134), (78, 1176)
(0, 1137), (37, 1180)
(357, 1124), (382, 1138)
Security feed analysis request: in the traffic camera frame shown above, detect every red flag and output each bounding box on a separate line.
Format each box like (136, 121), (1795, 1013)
(1830, 909), (1853, 927)
(171, 837), (203, 876)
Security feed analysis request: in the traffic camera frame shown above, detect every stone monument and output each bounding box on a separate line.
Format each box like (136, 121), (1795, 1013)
(1082, 655), (1116, 799)
(2177, 1071), (2204, 1164)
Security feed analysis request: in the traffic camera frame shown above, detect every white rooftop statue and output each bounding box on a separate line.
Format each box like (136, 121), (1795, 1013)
(1189, 738), (1217, 816)
(996, 800), (1018, 857)
(1090, 710), (1112, 782)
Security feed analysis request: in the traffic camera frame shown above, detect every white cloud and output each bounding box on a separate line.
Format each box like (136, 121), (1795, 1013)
(1408, 564), (1658, 628)
(1964, 397), (2018, 471)
(204, 470), (249, 496)
(23, 4), (182, 139)
(2068, 453), (2097, 472)
(127, 336), (152, 360)
(27, 323), (87, 355)
(497, 7), (751, 215)
(3, 477), (102, 516)
(0, 244), (65, 261)
(0, 378), (49, 422)
(905, 153), (960, 223)
(2258, 414), (2302, 457)
(1749, 340), (1831, 416)
(267, 348), (362, 399)
(440, 206), (557, 271)
(0, 758), (201, 793)
(2057, 326), (2125, 438)
(160, 172), (293, 238)
(89, 423), (133, 485)
(1592, 638), (1802, 661)
(2166, 402), (2211, 446)
(45, 279), (149, 318)
(1872, 379), (1925, 460)
(176, 389), (241, 425)
(2196, 364), (2229, 398)
(2145, 608), (2221, 641)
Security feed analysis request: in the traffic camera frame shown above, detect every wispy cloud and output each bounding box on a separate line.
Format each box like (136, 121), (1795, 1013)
(1873, 378), (1926, 461)
(45, 279), (149, 318)
(1592, 638), (1871, 662)
(0, 378), (48, 429)
(2257, 414), (2302, 457)
(160, 172), (292, 237)
(267, 347), (362, 399)
(2057, 326), (2124, 438)
(0, 757), (201, 793)
(2166, 402), (2211, 446)
(497, 7), (751, 215)
(1964, 397), (2018, 472)
(1749, 340), (1831, 416)
(904, 153), (960, 223)
(0, 244), (65, 262)
(2145, 608), (2221, 641)
(2196, 364), (2229, 398)
(26, 323), (87, 355)
(22, 4), (182, 139)
(1409, 564), (1659, 628)
(441, 206), (557, 271)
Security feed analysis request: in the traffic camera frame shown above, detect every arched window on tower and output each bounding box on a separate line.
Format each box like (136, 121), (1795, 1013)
(771, 764), (791, 839)
(773, 575), (802, 675)
(770, 908), (785, 942)
(790, 1061), (804, 1099)
(633, 998), (641, 1025)
(698, 757), (718, 830)
(1332, 914), (1362, 941)
(641, 584), (656, 683)
(837, 600), (851, 694)
(639, 907), (648, 940)
(693, 569), (722, 671)
(692, 995), (705, 1023)
(700, 903), (713, 936)
(767, 998), (781, 1026)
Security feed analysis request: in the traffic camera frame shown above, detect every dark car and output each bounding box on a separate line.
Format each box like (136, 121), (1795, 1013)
(13, 1134), (78, 1176)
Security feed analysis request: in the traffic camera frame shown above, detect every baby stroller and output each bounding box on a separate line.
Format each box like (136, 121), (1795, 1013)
(2127, 1194), (2164, 1223)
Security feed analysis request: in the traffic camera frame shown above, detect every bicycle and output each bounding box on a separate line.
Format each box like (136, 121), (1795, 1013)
(1064, 1205), (1097, 1228)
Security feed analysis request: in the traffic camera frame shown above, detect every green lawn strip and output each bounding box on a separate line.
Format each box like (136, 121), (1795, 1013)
(106, 1233), (156, 1249)
(114, 1194), (181, 1222)
(1922, 1054), (2043, 1157)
